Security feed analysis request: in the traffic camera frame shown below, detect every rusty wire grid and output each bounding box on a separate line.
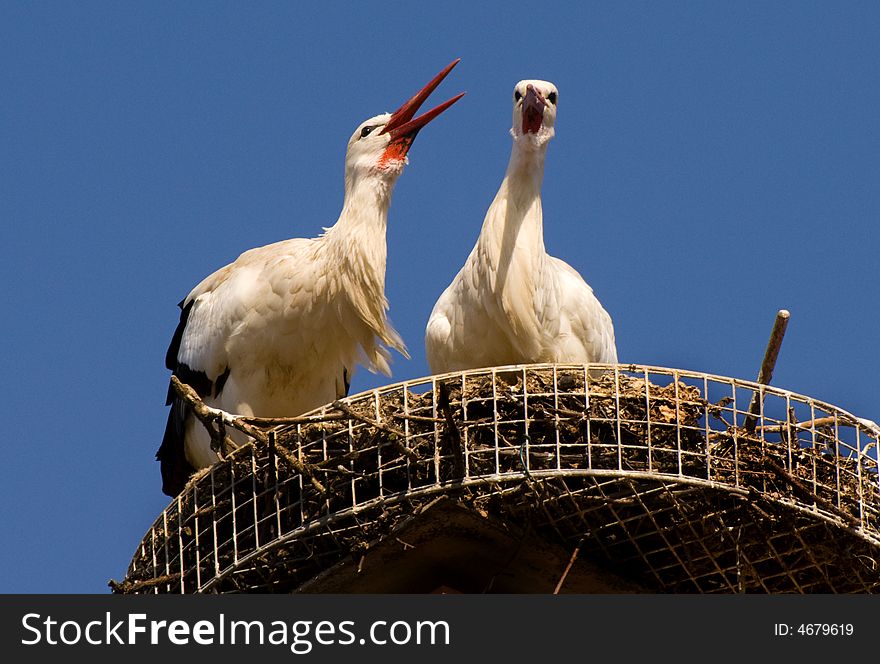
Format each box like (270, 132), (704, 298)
(114, 363), (880, 594)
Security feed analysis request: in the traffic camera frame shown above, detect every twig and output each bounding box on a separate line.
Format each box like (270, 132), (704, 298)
(239, 413), (350, 426)
(762, 456), (860, 528)
(191, 501), (229, 519)
(173, 376), (329, 494)
(745, 488), (774, 522)
(554, 538), (584, 594)
(331, 400), (419, 461)
(744, 310), (790, 433)
(267, 429), (277, 488)
(108, 572), (181, 594)
(273, 439), (327, 495)
(214, 416), (227, 455)
(170, 376), (268, 445)
(437, 382), (465, 478)
(708, 415), (855, 443)
(757, 416), (845, 439)
(784, 406), (799, 451)
(395, 537), (415, 551)
(539, 404), (588, 420)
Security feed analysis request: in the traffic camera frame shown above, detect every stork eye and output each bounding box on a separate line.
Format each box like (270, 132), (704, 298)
(360, 125), (376, 138)
(514, 90), (522, 102)
(547, 92), (557, 104)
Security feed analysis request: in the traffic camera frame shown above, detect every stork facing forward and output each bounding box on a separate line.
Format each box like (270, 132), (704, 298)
(158, 61), (465, 496)
(425, 80), (617, 374)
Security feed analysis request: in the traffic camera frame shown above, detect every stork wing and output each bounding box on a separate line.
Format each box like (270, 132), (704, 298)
(157, 241), (310, 496)
(156, 256), (246, 495)
(548, 256), (618, 365)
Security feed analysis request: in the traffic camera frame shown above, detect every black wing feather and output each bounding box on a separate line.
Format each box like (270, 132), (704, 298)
(157, 296), (228, 497)
(165, 298), (190, 371)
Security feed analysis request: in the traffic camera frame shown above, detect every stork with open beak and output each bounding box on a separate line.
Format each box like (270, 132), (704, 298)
(425, 80), (617, 374)
(158, 60), (465, 497)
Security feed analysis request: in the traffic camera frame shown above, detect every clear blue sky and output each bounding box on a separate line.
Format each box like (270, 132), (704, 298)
(1, 1), (877, 593)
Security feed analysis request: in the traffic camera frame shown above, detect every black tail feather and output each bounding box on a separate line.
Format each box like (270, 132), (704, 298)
(156, 390), (196, 497)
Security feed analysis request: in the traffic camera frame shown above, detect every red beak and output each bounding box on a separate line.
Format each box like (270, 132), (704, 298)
(522, 84), (546, 135)
(379, 59), (465, 162)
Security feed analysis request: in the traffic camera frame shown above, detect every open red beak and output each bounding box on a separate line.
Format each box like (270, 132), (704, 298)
(522, 84), (546, 135)
(379, 59), (466, 162)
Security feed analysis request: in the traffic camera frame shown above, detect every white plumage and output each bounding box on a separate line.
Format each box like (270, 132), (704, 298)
(425, 79), (617, 374)
(158, 61), (464, 496)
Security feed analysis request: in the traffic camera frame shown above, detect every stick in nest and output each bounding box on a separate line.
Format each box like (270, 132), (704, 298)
(762, 456), (860, 528)
(554, 538), (583, 594)
(273, 438), (327, 495)
(744, 309), (790, 433)
(437, 382), (465, 479)
(171, 375), (326, 494)
(330, 400), (419, 462)
(108, 572), (181, 594)
(170, 375), (268, 446)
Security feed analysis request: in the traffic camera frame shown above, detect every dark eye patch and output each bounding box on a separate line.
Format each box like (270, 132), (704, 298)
(360, 125), (376, 138)
(514, 90), (522, 102)
(547, 92), (557, 104)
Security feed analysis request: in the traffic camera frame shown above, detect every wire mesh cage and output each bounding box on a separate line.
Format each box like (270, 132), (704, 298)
(115, 363), (880, 594)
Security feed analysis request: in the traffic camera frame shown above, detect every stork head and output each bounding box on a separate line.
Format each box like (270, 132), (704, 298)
(344, 60), (465, 183)
(510, 79), (558, 149)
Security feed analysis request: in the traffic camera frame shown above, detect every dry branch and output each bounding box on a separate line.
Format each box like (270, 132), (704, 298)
(553, 538), (583, 594)
(171, 375), (267, 445)
(744, 310), (790, 433)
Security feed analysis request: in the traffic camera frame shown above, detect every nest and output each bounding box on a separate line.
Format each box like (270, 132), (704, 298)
(114, 364), (880, 594)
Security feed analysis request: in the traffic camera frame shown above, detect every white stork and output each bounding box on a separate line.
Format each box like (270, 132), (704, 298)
(425, 80), (617, 374)
(158, 61), (465, 496)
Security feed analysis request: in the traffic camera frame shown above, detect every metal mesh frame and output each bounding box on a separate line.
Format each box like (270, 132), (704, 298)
(119, 364), (880, 593)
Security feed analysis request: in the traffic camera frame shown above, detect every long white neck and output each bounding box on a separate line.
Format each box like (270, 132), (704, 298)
(475, 138), (549, 276)
(463, 137), (551, 359)
(328, 168), (396, 264)
(320, 171), (404, 354)
(504, 139), (549, 210)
